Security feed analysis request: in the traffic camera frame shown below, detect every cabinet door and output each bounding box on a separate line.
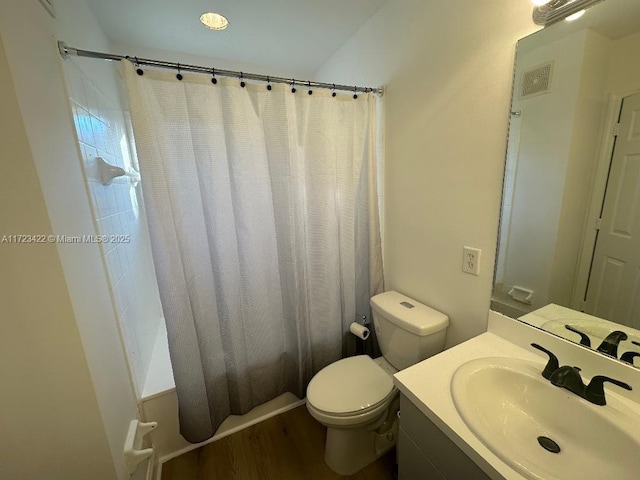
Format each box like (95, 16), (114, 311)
(398, 427), (446, 480)
(400, 395), (491, 480)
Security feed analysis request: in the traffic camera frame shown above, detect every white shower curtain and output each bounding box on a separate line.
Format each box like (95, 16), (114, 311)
(123, 61), (383, 443)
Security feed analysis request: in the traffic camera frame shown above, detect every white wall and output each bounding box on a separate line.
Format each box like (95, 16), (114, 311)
(0, 0), (141, 478)
(314, 0), (538, 347)
(549, 30), (611, 306)
(606, 30), (640, 95)
(503, 30), (597, 310)
(0, 35), (118, 480)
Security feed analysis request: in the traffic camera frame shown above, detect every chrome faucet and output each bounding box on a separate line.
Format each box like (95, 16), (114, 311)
(531, 343), (632, 406)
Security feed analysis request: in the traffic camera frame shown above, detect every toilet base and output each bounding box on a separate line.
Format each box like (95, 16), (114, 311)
(324, 417), (398, 475)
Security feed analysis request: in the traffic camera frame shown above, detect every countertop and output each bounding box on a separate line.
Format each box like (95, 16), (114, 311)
(393, 329), (640, 479)
(393, 332), (541, 480)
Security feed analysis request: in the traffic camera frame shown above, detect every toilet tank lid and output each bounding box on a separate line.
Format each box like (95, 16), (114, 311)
(370, 291), (449, 336)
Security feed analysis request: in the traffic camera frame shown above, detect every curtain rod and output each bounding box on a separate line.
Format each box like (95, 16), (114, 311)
(57, 41), (383, 96)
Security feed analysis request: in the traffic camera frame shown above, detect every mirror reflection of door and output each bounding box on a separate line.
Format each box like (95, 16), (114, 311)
(585, 92), (640, 330)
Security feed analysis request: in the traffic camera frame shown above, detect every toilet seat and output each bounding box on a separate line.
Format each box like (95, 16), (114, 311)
(307, 355), (394, 417)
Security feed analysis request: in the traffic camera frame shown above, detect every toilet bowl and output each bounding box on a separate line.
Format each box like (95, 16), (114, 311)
(307, 355), (399, 475)
(306, 291), (449, 475)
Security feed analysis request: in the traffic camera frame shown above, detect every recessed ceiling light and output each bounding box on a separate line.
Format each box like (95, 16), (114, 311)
(565, 9), (586, 21)
(200, 12), (229, 30)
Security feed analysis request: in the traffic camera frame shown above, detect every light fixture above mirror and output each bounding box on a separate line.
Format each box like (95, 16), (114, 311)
(532, 0), (605, 25)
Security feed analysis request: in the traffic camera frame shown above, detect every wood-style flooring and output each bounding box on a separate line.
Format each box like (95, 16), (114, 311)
(161, 405), (396, 480)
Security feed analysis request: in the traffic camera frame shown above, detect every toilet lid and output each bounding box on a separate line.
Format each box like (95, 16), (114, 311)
(307, 355), (394, 415)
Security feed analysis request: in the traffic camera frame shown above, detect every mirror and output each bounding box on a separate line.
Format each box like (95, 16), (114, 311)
(492, 0), (640, 367)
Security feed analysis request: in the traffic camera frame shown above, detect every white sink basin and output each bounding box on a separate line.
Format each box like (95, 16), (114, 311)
(451, 357), (640, 480)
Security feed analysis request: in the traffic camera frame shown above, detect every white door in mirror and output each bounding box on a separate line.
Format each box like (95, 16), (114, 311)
(586, 92), (640, 325)
(463, 246), (481, 276)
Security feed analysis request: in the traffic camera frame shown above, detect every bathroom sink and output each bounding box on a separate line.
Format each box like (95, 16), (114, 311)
(451, 357), (640, 480)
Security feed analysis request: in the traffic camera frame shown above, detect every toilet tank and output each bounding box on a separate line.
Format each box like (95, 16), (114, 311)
(370, 291), (449, 370)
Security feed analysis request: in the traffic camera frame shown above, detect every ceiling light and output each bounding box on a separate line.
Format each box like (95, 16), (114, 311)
(532, 0), (601, 26)
(200, 12), (229, 30)
(565, 9), (586, 21)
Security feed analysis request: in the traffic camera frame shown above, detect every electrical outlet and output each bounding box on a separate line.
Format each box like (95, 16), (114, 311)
(462, 246), (481, 276)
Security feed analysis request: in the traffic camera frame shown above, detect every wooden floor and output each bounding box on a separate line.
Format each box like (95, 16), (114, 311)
(161, 405), (396, 480)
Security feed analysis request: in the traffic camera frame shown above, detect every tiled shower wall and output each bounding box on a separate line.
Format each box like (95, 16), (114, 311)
(63, 58), (164, 397)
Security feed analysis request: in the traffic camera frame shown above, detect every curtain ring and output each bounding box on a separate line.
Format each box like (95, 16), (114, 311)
(267, 76), (272, 91)
(308, 81), (312, 95)
(211, 67), (217, 84)
(353, 86), (358, 100)
(240, 72), (246, 88)
(332, 83), (336, 98)
(176, 64), (183, 81)
(291, 79), (296, 94)
(134, 57), (143, 76)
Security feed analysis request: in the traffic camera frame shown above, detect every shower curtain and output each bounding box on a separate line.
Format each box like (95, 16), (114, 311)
(123, 61), (383, 443)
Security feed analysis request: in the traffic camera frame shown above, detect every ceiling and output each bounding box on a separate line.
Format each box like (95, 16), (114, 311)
(85, 0), (388, 77)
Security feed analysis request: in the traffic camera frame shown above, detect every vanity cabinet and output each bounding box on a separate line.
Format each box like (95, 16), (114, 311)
(398, 394), (490, 480)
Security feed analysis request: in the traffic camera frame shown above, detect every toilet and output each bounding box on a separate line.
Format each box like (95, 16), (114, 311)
(306, 290), (449, 475)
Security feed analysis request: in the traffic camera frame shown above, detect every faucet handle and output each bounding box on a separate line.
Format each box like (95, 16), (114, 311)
(585, 375), (632, 406)
(620, 351), (640, 365)
(564, 325), (591, 347)
(597, 331), (628, 357)
(531, 343), (559, 380)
